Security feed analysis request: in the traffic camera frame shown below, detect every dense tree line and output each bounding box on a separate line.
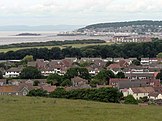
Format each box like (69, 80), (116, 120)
(0, 39), (162, 60)
(28, 87), (123, 103)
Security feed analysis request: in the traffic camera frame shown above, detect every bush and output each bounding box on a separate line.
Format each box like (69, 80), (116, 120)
(49, 88), (123, 103)
(124, 95), (138, 104)
(27, 89), (48, 97)
(49, 88), (68, 98)
(20, 67), (42, 79)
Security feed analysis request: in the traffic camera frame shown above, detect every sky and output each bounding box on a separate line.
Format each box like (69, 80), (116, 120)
(0, 0), (162, 26)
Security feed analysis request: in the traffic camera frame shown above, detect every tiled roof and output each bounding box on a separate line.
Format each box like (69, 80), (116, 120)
(108, 63), (121, 69)
(119, 60), (129, 67)
(7, 67), (22, 72)
(118, 81), (148, 89)
(41, 85), (56, 93)
(0, 86), (18, 92)
(148, 92), (159, 97)
(71, 77), (88, 83)
(131, 87), (155, 93)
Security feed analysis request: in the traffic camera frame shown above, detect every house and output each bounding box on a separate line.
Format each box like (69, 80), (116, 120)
(19, 79), (47, 86)
(128, 87), (155, 100)
(118, 60), (130, 68)
(0, 85), (30, 96)
(0, 79), (7, 86)
(87, 66), (100, 76)
(9, 79), (20, 86)
(154, 87), (162, 93)
(125, 58), (136, 65)
(148, 92), (162, 100)
(110, 78), (160, 89)
(36, 59), (48, 69)
(109, 78), (130, 87)
(40, 85), (56, 93)
(125, 68), (156, 79)
(113, 58), (124, 63)
(117, 80), (148, 89)
(0, 86), (19, 95)
(123, 65), (150, 73)
(17, 85), (31, 96)
(35, 59), (69, 76)
(120, 88), (129, 97)
(112, 36), (151, 43)
(41, 68), (55, 76)
(107, 63), (122, 74)
(90, 59), (107, 68)
(71, 77), (89, 87)
(4, 67), (22, 78)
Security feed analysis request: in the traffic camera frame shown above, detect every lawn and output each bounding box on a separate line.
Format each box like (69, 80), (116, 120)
(0, 42), (113, 53)
(0, 96), (162, 121)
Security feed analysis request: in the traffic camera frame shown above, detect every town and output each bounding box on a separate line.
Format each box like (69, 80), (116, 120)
(57, 21), (162, 43)
(0, 55), (162, 104)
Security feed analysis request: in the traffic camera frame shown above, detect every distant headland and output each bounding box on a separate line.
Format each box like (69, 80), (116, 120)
(15, 33), (41, 36)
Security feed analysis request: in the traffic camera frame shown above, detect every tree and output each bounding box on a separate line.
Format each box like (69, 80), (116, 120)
(0, 63), (6, 69)
(124, 95), (138, 104)
(61, 79), (72, 87)
(95, 69), (115, 84)
(47, 73), (63, 85)
(116, 72), (125, 78)
(90, 79), (100, 87)
(33, 80), (40, 86)
(23, 55), (34, 62)
(132, 59), (141, 66)
(27, 89), (48, 97)
(156, 70), (162, 80)
(157, 52), (162, 58)
(20, 67), (42, 79)
(49, 47), (63, 59)
(47, 80), (58, 86)
(78, 68), (91, 80)
(49, 88), (67, 98)
(0, 71), (3, 79)
(64, 68), (78, 79)
(65, 67), (91, 80)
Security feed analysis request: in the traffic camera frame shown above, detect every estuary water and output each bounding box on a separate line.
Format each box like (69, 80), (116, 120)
(0, 31), (111, 45)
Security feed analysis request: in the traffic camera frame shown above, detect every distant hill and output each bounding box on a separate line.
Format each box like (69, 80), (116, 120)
(78, 20), (162, 33)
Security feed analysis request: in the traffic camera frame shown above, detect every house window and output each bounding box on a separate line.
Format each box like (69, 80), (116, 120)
(23, 91), (28, 96)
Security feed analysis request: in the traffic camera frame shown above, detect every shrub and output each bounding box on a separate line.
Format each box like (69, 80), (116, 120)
(124, 95), (138, 104)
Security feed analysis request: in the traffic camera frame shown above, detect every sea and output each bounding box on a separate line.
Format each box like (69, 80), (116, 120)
(0, 31), (111, 45)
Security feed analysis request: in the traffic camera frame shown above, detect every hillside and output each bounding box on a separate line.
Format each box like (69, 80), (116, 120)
(78, 20), (162, 33)
(0, 96), (162, 121)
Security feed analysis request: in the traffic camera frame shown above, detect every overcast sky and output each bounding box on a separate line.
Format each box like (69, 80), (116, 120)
(0, 0), (162, 26)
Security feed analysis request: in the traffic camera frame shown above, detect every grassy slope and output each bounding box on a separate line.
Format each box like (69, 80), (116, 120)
(0, 43), (113, 53)
(0, 96), (162, 121)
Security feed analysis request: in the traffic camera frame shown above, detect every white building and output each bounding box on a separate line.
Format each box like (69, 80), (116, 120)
(121, 87), (155, 100)
(4, 67), (22, 78)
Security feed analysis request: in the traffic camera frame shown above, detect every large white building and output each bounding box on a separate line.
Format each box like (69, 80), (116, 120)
(4, 67), (22, 78)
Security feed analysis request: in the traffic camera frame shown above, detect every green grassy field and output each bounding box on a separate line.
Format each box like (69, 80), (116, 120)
(0, 96), (162, 121)
(0, 43), (113, 53)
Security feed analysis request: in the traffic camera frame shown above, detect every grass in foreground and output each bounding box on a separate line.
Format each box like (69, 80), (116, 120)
(0, 96), (162, 121)
(0, 42), (113, 53)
